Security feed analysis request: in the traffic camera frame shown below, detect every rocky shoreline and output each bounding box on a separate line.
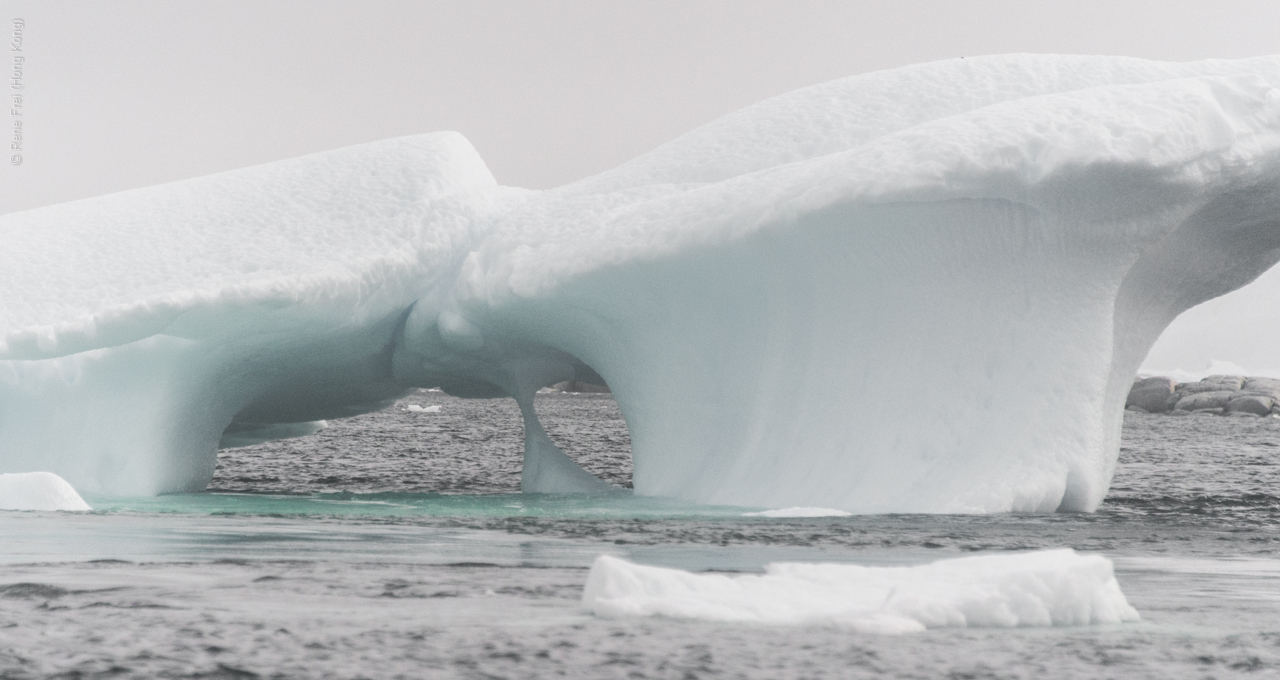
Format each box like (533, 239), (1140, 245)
(1126, 375), (1280, 417)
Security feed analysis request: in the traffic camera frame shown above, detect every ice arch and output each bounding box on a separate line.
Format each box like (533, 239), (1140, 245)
(4, 54), (1280, 512)
(1142, 260), (1280, 377)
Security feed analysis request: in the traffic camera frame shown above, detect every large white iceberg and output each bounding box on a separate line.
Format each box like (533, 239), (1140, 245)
(4, 54), (1280, 511)
(582, 550), (1139, 633)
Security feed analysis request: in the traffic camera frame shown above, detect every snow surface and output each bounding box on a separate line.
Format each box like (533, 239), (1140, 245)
(0, 472), (92, 512)
(4, 54), (1280, 510)
(582, 550), (1139, 633)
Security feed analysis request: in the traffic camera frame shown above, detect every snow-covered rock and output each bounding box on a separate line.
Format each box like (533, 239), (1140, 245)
(5, 54), (1280, 511)
(582, 550), (1139, 633)
(0, 472), (92, 511)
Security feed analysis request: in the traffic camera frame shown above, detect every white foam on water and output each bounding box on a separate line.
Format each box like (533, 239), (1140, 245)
(742, 507), (853, 518)
(0, 471), (92, 512)
(583, 550), (1139, 634)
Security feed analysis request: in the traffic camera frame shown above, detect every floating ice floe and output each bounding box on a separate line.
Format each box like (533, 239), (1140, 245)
(4, 55), (1280, 511)
(0, 471), (92, 512)
(742, 507), (853, 518)
(582, 550), (1139, 634)
(405, 404), (442, 413)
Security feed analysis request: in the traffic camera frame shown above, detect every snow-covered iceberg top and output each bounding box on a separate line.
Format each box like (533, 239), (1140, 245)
(0, 472), (92, 512)
(582, 550), (1139, 633)
(4, 54), (1280, 512)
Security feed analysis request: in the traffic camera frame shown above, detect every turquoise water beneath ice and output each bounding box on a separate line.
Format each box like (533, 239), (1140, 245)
(4, 392), (1280, 678)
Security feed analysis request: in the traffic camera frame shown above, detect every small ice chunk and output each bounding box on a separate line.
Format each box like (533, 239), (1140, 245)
(582, 549), (1139, 633)
(743, 507), (853, 518)
(405, 404), (442, 413)
(0, 471), (92, 512)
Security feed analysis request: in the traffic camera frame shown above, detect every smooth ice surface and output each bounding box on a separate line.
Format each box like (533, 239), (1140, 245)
(582, 550), (1139, 633)
(0, 472), (92, 512)
(6, 55), (1280, 511)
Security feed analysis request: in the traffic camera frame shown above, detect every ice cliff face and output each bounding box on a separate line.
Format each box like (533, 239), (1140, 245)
(4, 54), (1280, 511)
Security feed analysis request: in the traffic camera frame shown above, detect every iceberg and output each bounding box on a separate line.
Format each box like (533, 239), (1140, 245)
(0, 472), (92, 511)
(582, 550), (1139, 633)
(4, 54), (1280, 510)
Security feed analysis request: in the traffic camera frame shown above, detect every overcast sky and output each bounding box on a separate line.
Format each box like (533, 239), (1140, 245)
(4, 0), (1280, 215)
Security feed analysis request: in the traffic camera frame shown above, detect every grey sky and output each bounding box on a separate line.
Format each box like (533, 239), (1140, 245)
(3, 0), (1280, 215)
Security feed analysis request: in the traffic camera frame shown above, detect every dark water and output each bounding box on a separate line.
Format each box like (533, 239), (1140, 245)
(210, 390), (634, 495)
(3, 392), (1280, 679)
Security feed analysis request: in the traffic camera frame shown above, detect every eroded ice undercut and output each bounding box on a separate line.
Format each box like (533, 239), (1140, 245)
(4, 55), (1280, 511)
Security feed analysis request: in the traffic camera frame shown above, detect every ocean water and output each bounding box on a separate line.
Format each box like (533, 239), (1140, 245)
(3, 391), (1280, 679)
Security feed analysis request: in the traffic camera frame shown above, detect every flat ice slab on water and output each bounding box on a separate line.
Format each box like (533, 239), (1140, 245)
(0, 472), (92, 512)
(583, 549), (1138, 634)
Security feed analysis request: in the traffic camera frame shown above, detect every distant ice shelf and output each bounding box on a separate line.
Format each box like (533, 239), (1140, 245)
(4, 54), (1280, 511)
(582, 550), (1139, 633)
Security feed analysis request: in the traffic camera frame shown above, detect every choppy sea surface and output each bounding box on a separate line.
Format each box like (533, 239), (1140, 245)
(4, 391), (1280, 679)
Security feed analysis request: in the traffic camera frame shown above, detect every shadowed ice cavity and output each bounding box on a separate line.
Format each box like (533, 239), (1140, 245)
(390, 298), (617, 493)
